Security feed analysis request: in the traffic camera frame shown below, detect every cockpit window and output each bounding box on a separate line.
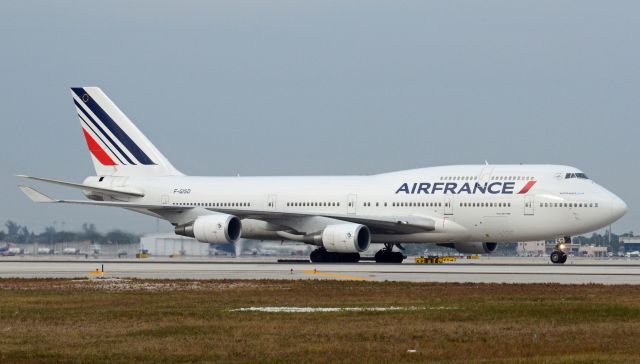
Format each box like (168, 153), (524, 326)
(565, 173), (589, 179)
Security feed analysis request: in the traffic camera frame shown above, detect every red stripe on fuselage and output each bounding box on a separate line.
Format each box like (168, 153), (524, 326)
(82, 129), (116, 166)
(517, 180), (536, 194)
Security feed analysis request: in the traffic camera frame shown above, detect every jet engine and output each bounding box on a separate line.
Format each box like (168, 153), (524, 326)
(438, 242), (498, 254)
(321, 224), (371, 253)
(175, 214), (242, 244)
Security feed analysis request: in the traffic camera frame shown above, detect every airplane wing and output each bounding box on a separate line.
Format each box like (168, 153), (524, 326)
(206, 207), (435, 233)
(19, 186), (435, 234)
(17, 175), (144, 197)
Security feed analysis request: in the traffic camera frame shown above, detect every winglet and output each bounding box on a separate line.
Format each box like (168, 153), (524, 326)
(18, 186), (56, 203)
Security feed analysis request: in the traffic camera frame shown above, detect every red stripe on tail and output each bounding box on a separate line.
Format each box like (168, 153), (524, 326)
(517, 180), (536, 194)
(82, 129), (116, 166)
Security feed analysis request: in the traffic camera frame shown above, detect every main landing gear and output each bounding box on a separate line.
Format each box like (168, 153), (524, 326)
(309, 247), (360, 263)
(374, 243), (405, 263)
(550, 236), (570, 264)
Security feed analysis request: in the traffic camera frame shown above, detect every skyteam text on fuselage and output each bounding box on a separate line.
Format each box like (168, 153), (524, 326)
(18, 87), (628, 264)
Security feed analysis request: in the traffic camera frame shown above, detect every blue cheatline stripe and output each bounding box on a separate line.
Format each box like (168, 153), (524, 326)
(74, 98), (135, 165)
(71, 88), (155, 165)
(78, 113), (125, 165)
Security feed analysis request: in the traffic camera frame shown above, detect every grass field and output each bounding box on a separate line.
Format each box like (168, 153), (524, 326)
(1, 279), (640, 363)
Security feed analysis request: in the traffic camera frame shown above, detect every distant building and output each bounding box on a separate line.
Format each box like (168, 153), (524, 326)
(140, 234), (213, 256)
(620, 236), (640, 253)
(517, 241), (546, 256)
(578, 245), (608, 257)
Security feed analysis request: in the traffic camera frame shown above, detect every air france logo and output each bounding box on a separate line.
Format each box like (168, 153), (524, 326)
(395, 181), (536, 195)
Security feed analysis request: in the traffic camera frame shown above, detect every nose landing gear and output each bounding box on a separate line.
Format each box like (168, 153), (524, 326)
(550, 236), (570, 264)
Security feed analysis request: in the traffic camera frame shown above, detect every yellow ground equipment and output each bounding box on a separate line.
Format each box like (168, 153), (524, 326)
(415, 256), (457, 264)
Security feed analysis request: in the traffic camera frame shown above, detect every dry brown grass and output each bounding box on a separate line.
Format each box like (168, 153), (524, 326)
(0, 279), (639, 363)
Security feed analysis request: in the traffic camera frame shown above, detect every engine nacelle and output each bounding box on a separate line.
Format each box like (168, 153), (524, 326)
(321, 224), (371, 253)
(438, 242), (498, 254)
(175, 214), (242, 244)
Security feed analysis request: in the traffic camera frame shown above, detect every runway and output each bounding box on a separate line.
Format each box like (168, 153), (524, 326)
(2, 257), (640, 284)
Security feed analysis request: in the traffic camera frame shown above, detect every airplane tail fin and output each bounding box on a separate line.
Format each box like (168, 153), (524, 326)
(71, 87), (182, 177)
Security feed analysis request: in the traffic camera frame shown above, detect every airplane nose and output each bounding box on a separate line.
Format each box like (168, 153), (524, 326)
(609, 194), (628, 221)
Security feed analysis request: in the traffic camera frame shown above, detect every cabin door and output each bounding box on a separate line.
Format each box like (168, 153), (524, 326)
(524, 196), (535, 216)
(444, 198), (453, 215)
(347, 194), (357, 214)
(267, 195), (277, 210)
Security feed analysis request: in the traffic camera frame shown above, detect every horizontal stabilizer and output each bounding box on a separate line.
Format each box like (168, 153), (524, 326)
(18, 186), (56, 203)
(19, 185), (181, 210)
(17, 175), (144, 197)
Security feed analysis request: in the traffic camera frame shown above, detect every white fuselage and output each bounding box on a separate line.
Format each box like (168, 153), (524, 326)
(84, 164), (627, 244)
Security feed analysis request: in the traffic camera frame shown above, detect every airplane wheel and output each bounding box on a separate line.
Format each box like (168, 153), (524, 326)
(374, 250), (385, 263)
(374, 249), (405, 263)
(393, 252), (404, 263)
(344, 253), (360, 263)
(559, 252), (568, 264)
(550, 251), (567, 264)
(310, 248), (325, 263)
(310, 248), (360, 263)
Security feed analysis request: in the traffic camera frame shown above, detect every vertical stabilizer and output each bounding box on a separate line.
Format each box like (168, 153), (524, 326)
(71, 87), (182, 177)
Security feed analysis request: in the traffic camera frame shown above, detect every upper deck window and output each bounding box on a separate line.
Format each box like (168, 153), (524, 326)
(565, 173), (589, 179)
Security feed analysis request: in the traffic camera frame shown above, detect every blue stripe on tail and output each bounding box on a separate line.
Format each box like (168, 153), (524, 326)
(78, 113), (125, 165)
(71, 88), (155, 165)
(74, 99), (134, 165)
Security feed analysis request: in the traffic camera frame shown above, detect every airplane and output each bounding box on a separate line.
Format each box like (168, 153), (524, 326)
(0, 243), (14, 256)
(18, 87), (628, 264)
(626, 251), (640, 258)
(0, 244), (24, 256)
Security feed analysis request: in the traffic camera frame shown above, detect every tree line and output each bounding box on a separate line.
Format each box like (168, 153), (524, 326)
(0, 221), (139, 245)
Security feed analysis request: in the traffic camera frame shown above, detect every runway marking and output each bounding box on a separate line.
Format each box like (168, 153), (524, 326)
(302, 270), (369, 281)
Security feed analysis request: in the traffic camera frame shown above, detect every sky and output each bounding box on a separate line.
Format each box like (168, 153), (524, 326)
(0, 1), (638, 235)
